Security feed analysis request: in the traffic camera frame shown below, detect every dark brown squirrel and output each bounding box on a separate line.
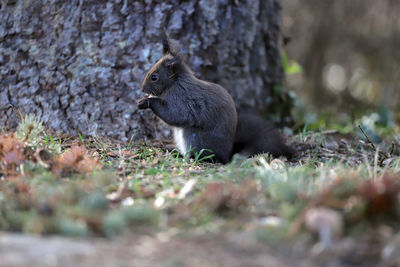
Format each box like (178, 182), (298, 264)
(137, 35), (295, 163)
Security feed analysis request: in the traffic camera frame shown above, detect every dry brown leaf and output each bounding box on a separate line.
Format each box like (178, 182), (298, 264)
(14, 180), (30, 194)
(192, 180), (258, 214)
(0, 134), (26, 176)
(106, 150), (137, 158)
(358, 174), (400, 217)
(52, 145), (101, 176)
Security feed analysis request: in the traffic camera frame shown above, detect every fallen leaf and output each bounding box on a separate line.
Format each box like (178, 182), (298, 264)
(358, 174), (400, 217)
(52, 145), (101, 176)
(0, 134), (26, 176)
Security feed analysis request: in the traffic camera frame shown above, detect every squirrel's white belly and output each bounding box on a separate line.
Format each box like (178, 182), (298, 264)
(173, 128), (187, 155)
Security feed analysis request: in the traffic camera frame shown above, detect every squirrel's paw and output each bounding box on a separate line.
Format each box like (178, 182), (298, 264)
(137, 97), (150, 109)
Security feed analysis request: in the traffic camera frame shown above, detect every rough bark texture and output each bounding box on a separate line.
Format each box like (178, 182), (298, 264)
(0, 0), (282, 140)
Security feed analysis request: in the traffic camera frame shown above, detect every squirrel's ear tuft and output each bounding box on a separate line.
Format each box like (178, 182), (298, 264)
(161, 29), (182, 61)
(161, 29), (170, 55)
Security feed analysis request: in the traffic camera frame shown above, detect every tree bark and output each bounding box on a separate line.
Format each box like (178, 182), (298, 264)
(0, 0), (282, 141)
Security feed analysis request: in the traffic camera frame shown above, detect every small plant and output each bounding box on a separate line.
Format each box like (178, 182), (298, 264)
(183, 147), (215, 164)
(193, 149), (215, 163)
(78, 132), (86, 147)
(15, 114), (44, 146)
(281, 50), (302, 76)
(43, 134), (62, 154)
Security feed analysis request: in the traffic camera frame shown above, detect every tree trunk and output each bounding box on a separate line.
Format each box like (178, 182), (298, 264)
(0, 0), (283, 141)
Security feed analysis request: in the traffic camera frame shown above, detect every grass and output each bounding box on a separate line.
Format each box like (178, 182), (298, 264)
(0, 114), (400, 263)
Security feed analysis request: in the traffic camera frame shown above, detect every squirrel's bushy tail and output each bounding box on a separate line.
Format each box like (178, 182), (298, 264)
(232, 114), (295, 159)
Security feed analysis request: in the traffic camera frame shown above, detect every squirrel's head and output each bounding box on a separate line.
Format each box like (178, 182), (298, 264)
(141, 33), (184, 96)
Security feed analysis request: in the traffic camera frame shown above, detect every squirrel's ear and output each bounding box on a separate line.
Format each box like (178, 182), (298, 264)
(165, 59), (178, 69)
(165, 58), (180, 76)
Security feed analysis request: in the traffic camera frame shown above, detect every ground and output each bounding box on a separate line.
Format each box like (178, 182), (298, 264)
(1, 232), (315, 267)
(0, 115), (399, 266)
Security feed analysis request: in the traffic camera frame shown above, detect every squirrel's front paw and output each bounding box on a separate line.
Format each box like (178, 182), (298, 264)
(137, 97), (150, 109)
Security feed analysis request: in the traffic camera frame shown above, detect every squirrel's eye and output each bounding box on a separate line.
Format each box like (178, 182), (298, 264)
(151, 74), (159, 82)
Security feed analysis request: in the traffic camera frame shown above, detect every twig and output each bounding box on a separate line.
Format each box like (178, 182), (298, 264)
(358, 125), (394, 167)
(8, 104), (24, 121)
(321, 129), (338, 135)
(358, 125), (376, 150)
(389, 142), (395, 156)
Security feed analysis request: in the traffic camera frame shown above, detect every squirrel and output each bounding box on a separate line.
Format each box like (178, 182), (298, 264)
(137, 34), (295, 163)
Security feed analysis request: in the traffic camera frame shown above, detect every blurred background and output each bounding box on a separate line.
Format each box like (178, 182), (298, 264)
(1, 0), (398, 139)
(281, 0), (400, 132)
